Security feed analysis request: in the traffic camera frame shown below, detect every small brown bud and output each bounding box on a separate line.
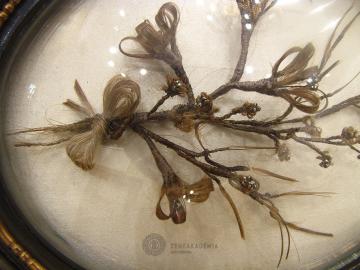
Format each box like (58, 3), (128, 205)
(341, 126), (358, 143)
(317, 152), (332, 168)
(164, 76), (187, 97)
(196, 92), (213, 113)
(174, 113), (194, 133)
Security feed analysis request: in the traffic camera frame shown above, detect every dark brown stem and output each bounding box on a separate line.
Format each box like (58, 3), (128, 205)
(148, 94), (170, 115)
(292, 136), (327, 158)
(274, 94), (360, 126)
(315, 94), (360, 119)
(139, 131), (178, 185)
(132, 125), (235, 178)
(209, 78), (272, 100)
(299, 136), (345, 146)
(170, 62), (196, 106)
(231, 29), (253, 82)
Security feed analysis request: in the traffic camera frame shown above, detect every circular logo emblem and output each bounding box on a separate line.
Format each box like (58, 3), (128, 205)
(142, 233), (166, 256)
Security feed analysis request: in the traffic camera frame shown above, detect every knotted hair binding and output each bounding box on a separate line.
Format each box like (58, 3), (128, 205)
(10, 75), (141, 170)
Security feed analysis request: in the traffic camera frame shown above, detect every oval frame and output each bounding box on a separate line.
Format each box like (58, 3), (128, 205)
(0, 1), (359, 269)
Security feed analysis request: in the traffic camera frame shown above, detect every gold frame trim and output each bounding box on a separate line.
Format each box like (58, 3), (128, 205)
(0, 0), (22, 28)
(0, 223), (46, 270)
(0, 0), (47, 269)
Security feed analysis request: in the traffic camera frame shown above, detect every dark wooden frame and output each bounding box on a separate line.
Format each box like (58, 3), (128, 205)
(0, 1), (85, 269)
